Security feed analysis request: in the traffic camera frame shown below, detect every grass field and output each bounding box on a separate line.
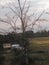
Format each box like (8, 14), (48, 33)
(29, 37), (49, 52)
(0, 37), (49, 65)
(29, 37), (49, 65)
(30, 37), (49, 44)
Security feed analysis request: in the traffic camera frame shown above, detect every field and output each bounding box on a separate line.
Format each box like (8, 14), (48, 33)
(30, 37), (49, 51)
(29, 37), (49, 65)
(0, 37), (49, 65)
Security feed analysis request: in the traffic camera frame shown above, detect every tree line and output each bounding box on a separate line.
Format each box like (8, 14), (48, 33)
(0, 30), (49, 44)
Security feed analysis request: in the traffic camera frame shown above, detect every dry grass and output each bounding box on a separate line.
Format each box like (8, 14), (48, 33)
(29, 37), (49, 65)
(30, 37), (49, 45)
(29, 37), (49, 52)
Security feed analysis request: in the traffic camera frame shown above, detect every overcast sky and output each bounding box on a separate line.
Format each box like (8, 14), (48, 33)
(0, 0), (49, 9)
(0, 0), (49, 34)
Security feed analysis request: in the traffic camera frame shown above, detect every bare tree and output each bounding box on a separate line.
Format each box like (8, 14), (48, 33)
(8, 0), (46, 65)
(0, 0), (48, 65)
(0, 0), (46, 34)
(9, 0), (31, 35)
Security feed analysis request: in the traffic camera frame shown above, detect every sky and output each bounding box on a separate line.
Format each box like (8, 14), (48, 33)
(0, 0), (49, 10)
(0, 0), (49, 34)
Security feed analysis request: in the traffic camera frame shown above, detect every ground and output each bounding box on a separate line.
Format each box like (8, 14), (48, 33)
(29, 37), (49, 65)
(0, 37), (49, 65)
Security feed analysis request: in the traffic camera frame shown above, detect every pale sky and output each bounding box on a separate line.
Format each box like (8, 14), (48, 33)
(0, 0), (49, 34)
(0, 0), (49, 9)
